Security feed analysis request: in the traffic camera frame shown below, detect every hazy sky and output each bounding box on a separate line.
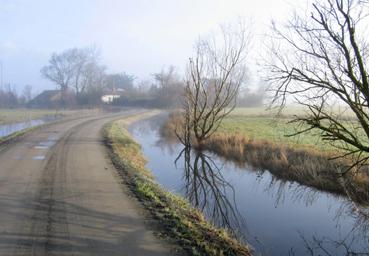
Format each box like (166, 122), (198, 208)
(0, 0), (299, 93)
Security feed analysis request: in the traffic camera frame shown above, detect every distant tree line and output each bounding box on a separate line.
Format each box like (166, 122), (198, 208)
(237, 81), (266, 108)
(0, 83), (33, 108)
(40, 47), (185, 108)
(39, 47), (265, 110)
(41, 47), (107, 107)
(112, 66), (184, 108)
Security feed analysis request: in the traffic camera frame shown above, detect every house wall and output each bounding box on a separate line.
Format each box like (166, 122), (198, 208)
(101, 95), (120, 103)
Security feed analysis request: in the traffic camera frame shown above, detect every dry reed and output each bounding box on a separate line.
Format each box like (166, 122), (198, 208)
(162, 113), (369, 205)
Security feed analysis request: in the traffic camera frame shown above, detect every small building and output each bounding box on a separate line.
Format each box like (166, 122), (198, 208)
(28, 89), (77, 108)
(101, 94), (121, 104)
(28, 90), (62, 109)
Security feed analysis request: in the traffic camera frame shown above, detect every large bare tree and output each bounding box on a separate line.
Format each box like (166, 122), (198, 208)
(41, 50), (75, 107)
(41, 47), (100, 107)
(265, 0), (369, 173)
(180, 21), (251, 147)
(71, 48), (100, 98)
(77, 61), (107, 106)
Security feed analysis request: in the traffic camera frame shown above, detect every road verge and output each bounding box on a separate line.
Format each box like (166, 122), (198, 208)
(0, 126), (38, 149)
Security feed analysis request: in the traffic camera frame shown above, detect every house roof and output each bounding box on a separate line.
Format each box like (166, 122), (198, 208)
(28, 90), (61, 107)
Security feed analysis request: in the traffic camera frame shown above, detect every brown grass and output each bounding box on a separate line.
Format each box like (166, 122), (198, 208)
(162, 113), (369, 206)
(104, 116), (252, 256)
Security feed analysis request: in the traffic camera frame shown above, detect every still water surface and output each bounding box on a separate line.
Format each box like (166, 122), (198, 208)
(129, 114), (369, 256)
(0, 116), (59, 138)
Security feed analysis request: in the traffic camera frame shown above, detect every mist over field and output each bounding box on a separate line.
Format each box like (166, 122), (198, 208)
(0, 0), (298, 94)
(1, 1), (369, 256)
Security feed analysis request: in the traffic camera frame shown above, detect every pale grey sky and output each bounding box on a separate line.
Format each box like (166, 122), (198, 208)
(0, 0), (300, 93)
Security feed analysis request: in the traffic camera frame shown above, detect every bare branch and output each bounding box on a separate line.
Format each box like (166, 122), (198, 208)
(265, 0), (369, 173)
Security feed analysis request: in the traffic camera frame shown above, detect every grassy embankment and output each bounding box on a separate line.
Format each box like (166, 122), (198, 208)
(162, 107), (369, 205)
(0, 109), (64, 124)
(103, 112), (252, 256)
(0, 108), (101, 148)
(0, 127), (38, 146)
(0, 108), (101, 125)
(0, 109), (64, 146)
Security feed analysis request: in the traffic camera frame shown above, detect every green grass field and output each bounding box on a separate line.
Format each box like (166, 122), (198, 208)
(0, 109), (97, 125)
(218, 107), (333, 151)
(0, 109), (63, 125)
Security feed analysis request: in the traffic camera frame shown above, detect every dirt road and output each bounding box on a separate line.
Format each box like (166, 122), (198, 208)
(0, 110), (174, 256)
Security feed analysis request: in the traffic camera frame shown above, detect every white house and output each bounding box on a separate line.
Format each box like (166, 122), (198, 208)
(101, 94), (120, 103)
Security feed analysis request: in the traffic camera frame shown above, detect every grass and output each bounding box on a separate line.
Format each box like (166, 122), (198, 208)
(161, 108), (369, 205)
(0, 108), (98, 125)
(204, 132), (369, 205)
(0, 126), (37, 146)
(218, 106), (363, 152)
(218, 116), (331, 151)
(0, 109), (70, 145)
(228, 105), (306, 117)
(230, 105), (357, 118)
(103, 112), (252, 256)
(0, 109), (62, 124)
(163, 106), (331, 151)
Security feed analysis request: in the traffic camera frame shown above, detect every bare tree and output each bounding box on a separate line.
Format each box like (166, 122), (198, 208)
(265, 0), (369, 173)
(105, 72), (135, 92)
(237, 80), (266, 107)
(153, 66), (177, 88)
(41, 49), (76, 107)
(22, 84), (33, 103)
(41, 47), (100, 107)
(152, 66), (184, 108)
(77, 61), (107, 106)
(0, 83), (18, 108)
(175, 147), (245, 235)
(72, 48), (100, 98)
(179, 21), (251, 147)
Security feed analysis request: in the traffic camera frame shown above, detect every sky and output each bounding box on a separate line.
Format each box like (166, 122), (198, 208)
(0, 0), (300, 94)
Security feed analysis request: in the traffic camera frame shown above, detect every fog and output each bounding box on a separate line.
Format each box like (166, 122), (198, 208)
(0, 0), (301, 94)
(1, 2), (369, 255)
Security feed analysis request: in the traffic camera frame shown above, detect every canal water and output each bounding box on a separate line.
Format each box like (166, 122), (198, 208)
(0, 116), (59, 138)
(129, 114), (369, 256)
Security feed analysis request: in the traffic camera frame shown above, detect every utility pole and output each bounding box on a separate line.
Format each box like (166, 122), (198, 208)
(0, 61), (3, 91)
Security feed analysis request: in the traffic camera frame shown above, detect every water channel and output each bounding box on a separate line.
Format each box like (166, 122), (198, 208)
(0, 116), (59, 138)
(129, 114), (369, 256)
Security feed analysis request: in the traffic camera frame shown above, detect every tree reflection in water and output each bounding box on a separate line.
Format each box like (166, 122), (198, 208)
(295, 213), (369, 256)
(174, 147), (369, 255)
(284, 179), (369, 256)
(249, 168), (369, 255)
(127, 114), (369, 255)
(175, 146), (247, 240)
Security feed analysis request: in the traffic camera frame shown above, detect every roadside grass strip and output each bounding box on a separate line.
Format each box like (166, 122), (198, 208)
(103, 115), (252, 256)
